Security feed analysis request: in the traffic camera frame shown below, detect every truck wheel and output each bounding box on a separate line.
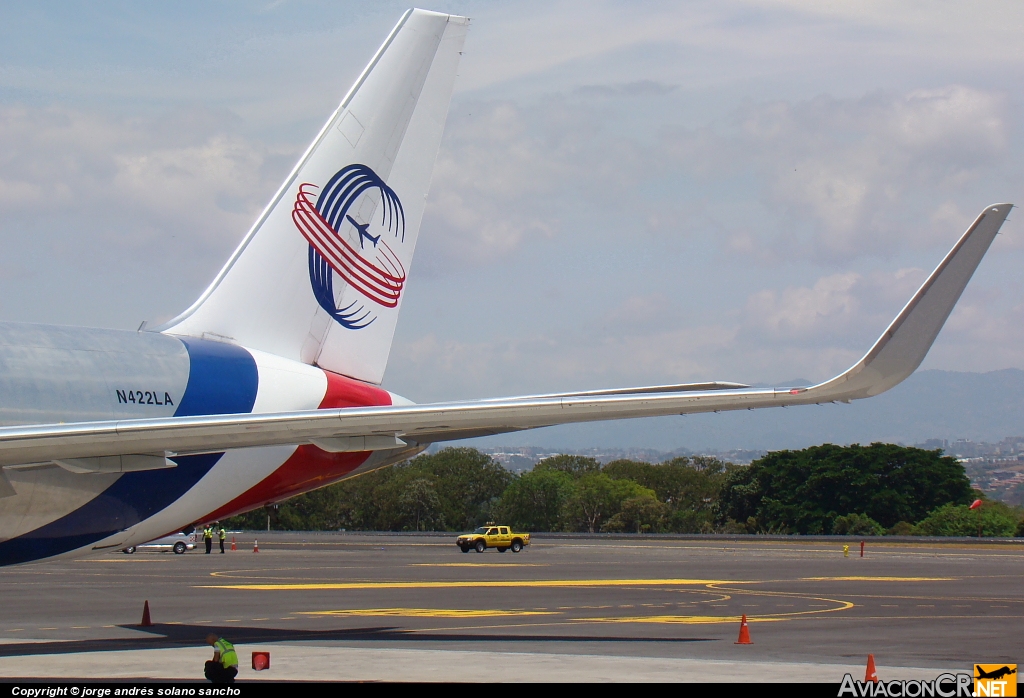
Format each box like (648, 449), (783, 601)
(475, 540), (486, 553)
(497, 547), (506, 553)
(511, 540), (523, 553)
(173, 542), (187, 554)
(460, 545), (470, 553)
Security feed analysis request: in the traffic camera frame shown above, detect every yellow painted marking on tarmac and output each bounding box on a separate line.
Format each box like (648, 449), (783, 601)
(197, 577), (737, 591)
(71, 626), (89, 629)
(6, 629), (22, 632)
(80, 559), (166, 563)
(409, 563), (548, 567)
(223, 619), (241, 622)
(588, 596), (855, 625)
(297, 608), (557, 619)
(279, 617), (295, 620)
(585, 614), (790, 625)
(801, 576), (954, 582)
(195, 621), (211, 624)
(166, 622), (183, 625)
(101, 625), (115, 628)
(38, 628), (57, 631)
(252, 618), (269, 621)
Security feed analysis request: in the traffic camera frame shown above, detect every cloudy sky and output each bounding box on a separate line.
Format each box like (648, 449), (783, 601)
(1, 1), (1023, 448)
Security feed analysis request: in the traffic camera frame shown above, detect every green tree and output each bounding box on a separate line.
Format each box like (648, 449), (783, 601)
(604, 457), (734, 533)
(831, 513), (884, 536)
(495, 468), (576, 532)
(398, 477), (443, 531)
(412, 448), (513, 530)
(563, 473), (653, 533)
(601, 493), (668, 533)
(912, 502), (1017, 537)
(535, 454), (601, 478)
(719, 443), (972, 534)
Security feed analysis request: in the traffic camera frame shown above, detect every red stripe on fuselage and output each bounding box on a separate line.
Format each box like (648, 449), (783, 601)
(199, 371), (393, 522)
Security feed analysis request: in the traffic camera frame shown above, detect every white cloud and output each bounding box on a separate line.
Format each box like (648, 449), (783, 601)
(0, 104), (291, 326)
(659, 85), (1011, 263)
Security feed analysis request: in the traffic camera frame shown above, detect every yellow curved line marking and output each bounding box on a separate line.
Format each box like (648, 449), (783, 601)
(409, 563), (549, 567)
(196, 578), (736, 591)
(585, 614), (791, 625)
(296, 608), (556, 618)
(590, 589), (855, 625)
(800, 576), (955, 582)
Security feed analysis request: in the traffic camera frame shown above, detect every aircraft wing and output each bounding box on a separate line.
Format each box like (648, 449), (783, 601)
(0, 204), (1010, 469)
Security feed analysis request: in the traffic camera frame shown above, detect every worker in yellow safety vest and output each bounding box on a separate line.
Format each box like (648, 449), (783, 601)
(217, 523), (226, 554)
(204, 633), (238, 684)
(202, 525), (213, 554)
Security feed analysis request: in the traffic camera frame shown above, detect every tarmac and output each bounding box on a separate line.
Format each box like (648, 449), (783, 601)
(0, 532), (1019, 682)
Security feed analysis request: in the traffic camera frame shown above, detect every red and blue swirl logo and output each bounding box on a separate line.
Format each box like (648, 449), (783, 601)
(292, 164), (406, 330)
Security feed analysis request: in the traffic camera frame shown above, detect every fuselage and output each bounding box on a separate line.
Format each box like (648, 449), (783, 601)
(0, 322), (421, 566)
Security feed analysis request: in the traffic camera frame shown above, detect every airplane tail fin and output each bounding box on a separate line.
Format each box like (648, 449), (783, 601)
(161, 9), (469, 384)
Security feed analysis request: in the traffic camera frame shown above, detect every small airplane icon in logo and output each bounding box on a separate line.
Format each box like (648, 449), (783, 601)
(347, 215), (381, 249)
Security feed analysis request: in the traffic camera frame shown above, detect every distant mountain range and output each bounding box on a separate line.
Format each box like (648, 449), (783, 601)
(462, 369), (1024, 452)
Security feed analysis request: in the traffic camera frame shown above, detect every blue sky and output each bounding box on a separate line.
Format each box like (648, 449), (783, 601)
(1, 1), (1023, 448)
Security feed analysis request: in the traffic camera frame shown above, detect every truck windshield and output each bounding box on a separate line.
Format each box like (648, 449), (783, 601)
(472, 527), (489, 534)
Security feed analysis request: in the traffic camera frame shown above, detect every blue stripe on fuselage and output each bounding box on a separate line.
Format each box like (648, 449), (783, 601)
(0, 338), (257, 566)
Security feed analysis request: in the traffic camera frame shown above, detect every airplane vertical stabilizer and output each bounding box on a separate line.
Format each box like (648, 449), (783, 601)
(161, 9), (469, 384)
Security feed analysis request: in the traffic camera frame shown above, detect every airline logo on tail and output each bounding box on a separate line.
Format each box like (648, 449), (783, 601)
(292, 164), (407, 330)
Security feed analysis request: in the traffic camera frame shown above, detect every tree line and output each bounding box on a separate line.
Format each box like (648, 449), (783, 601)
(224, 444), (1024, 536)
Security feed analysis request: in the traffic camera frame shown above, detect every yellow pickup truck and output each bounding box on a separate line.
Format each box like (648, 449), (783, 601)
(456, 525), (530, 553)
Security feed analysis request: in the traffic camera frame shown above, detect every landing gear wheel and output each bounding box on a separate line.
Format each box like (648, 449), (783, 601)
(173, 542), (187, 554)
(511, 541), (523, 553)
(122, 546), (136, 554)
(475, 540), (486, 553)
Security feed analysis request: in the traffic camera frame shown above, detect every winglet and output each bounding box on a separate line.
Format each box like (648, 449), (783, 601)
(810, 203), (1012, 401)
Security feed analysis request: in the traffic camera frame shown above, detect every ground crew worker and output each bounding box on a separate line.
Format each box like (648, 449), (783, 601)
(203, 525), (213, 554)
(204, 633), (238, 684)
(217, 523), (226, 554)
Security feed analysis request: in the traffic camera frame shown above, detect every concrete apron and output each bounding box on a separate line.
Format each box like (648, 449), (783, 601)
(0, 644), (962, 682)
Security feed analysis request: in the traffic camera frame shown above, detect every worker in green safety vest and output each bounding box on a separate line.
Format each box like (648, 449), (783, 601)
(202, 525), (213, 554)
(204, 633), (238, 684)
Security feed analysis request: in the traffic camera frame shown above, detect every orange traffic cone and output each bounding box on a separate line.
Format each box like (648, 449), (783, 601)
(865, 654), (878, 682)
(231, 537), (237, 551)
(735, 614), (752, 644)
(253, 539), (259, 553)
(140, 600), (153, 627)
